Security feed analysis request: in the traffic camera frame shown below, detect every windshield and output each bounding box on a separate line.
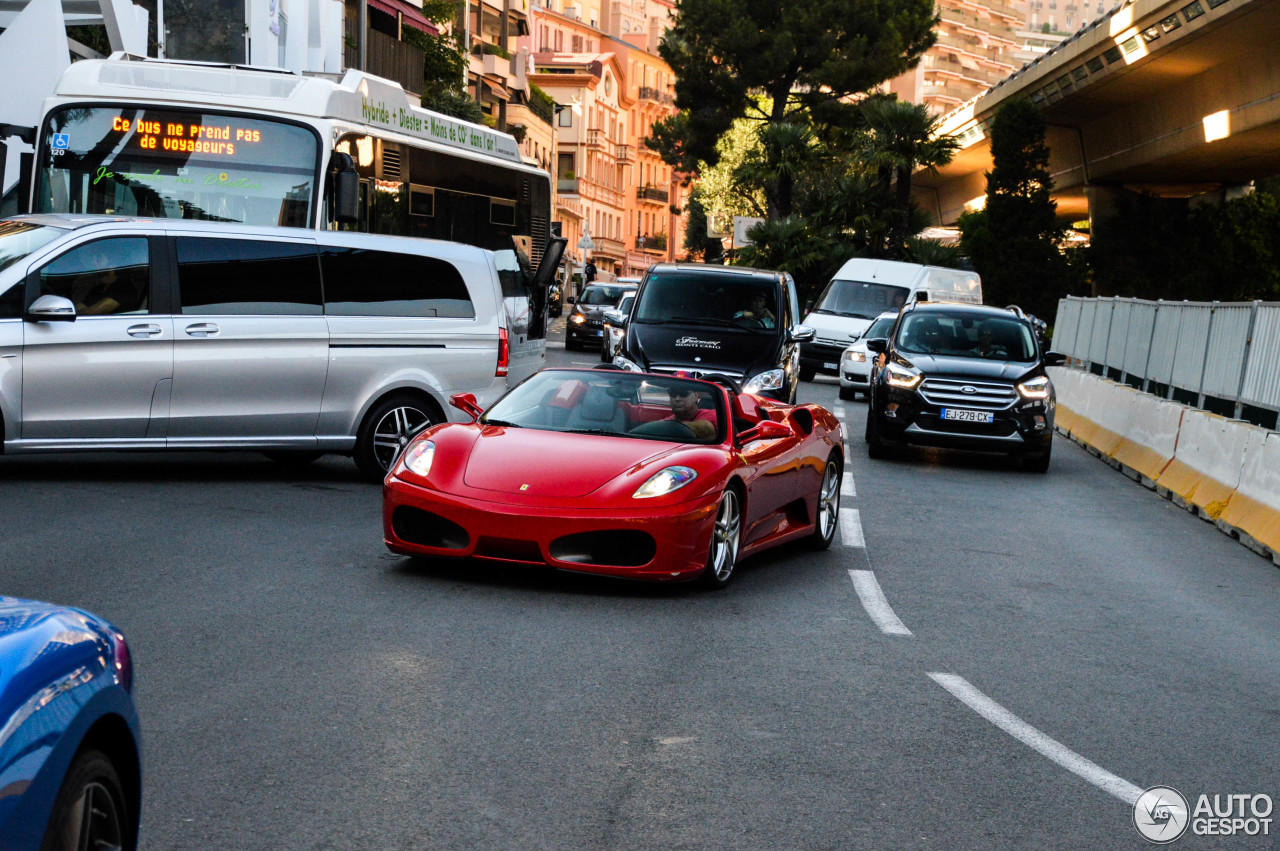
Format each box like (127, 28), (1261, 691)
(0, 220), (63, 274)
(896, 312), (1037, 361)
(812, 279), (908, 320)
(481, 370), (727, 444)
(861, 315), (897, 340)
(34, 106), (319, 227)
(578, 285), (633, 306)
(634, 272), (780, 332)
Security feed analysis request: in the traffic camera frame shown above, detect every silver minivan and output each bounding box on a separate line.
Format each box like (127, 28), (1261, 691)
(0, 215), (558, 479)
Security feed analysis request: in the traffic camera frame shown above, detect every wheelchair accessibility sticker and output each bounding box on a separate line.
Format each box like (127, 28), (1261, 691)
(50, 133), (70, 155)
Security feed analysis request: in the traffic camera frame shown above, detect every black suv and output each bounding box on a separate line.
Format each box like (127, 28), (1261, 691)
(565, 283), (638, 350)
(864, 303), (1066, 471)
(613, 263), (814, 402)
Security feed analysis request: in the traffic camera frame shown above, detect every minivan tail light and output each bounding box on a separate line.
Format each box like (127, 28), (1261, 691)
(497, 327), (510, 377)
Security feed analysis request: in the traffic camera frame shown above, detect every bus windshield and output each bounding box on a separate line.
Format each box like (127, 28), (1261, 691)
(34, 106), (319, 227)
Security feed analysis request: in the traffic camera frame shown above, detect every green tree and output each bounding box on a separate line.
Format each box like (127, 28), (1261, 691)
(682, 187), (726, 263)
(649, 0), (937, 218)
(859, 98), (959, 259)
(403, 0), (472, 114)
(960, 98), (1071, 320)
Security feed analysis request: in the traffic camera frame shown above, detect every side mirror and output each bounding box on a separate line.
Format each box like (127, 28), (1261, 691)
(566, 296), (576, 305)
(25, 294), (76, 322)
(865, 337), (888, 354)
(787, 324), (815, 344)
(331, 151), (359, 224)
(1043, 351), (1067, 367)
(737, 419), (792, 443)
(449, 392), (483, 422)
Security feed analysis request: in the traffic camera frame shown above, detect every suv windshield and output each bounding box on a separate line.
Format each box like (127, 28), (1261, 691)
(811, 279), (908, 320)
(578, 285), (633, 306)
(0, 220), (64, 274)
(896, 312), (1037, 361)
(634, 272), (779, 332)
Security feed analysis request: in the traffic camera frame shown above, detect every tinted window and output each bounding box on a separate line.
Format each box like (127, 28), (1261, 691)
(579, 285), (633, 306)
(38, 237), (150, 316)
(634, 273), (779, 332)
(0, 220), (63, 274)
(0, 282), (22, 318)
(321, 247), (474, 318)
(176, 237), (321, 315)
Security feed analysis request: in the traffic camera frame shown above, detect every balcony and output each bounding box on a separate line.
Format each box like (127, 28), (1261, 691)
(635, 233), (667, 252)
(593, 236), (625, 259)
(557, 177), (579, 194)
(638, 86), (674, 104)
(616, 144), (635, 164)
(344, 29), (425, 96)
(636, 184), (669, 204)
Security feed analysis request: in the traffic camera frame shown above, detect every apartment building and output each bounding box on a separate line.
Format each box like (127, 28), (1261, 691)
(889, 0), (1027, 114)
(527, 0), (684, 279)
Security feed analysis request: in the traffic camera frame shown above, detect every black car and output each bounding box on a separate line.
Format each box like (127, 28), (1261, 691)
(863, 303), (1066, 472)
(565, 283), (638, 350)
(613, 263), (815, 402)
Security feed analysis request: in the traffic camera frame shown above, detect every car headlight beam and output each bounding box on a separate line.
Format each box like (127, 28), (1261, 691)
(570, 313), (586, 324)
(633, 466), (698, 498)
(401, 439), (436, 477)
(743, 369), (785, 394)
(1017, 376), (1051, 399)
(886, 363), (923, 389)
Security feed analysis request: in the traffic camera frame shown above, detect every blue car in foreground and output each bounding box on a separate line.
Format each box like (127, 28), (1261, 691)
(0, 597), (140, 851)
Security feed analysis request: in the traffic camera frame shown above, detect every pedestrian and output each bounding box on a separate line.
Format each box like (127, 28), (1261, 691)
(584, 260), (597, 284)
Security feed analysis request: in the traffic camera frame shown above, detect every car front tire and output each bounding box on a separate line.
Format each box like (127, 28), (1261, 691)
(42, 749), (133, 851)
(1022, 441), (1052, 473)
(799, 364), (816, 382)
(838, 385), (858, 401)
(865, 399), (891, 459)
(701, 487), (742, 589)
(807, 456), (841, 550)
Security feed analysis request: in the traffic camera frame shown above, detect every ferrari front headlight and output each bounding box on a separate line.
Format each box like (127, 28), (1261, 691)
(886, 362), (923, 389)
(1017, 375), (1051, 399)
(612, 356), (643, 372)
(401, 439), (436, 477)
(743, 369), (785, 394)
(633, 466), (698, 498)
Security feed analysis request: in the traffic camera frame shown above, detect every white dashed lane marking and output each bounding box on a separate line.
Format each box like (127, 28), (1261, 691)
(847, 570), (911, 635)
(838, 508), (865, 548)
(841, 471), (856, 498)
(927, 673), (1144, 804)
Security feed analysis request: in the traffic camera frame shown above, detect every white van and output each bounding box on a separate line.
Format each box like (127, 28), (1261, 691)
(799, 258), (981, 380)
(0, 215), (564, 479)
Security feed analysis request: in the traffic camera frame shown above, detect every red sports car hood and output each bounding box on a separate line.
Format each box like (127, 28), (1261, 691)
(462, 428), (679, 497)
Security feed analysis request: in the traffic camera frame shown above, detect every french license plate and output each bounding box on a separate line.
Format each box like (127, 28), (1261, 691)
(823, 362), (838, 370)
(595, 330), (604, 337)
(942, 408), (994, 424)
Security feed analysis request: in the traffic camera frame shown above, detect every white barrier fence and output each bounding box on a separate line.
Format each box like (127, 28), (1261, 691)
(1053, 296), (1280, 428)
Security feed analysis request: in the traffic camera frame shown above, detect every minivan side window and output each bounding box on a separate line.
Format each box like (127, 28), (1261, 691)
(38, 238), (150, 316)
(320, 247), (475, 318)
(176, 238), (322, 315)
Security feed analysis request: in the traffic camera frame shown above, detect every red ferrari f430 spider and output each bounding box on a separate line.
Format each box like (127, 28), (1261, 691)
(383, 368), (844, 587)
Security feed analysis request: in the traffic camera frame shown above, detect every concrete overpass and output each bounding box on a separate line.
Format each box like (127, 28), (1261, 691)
(913, 0), (1280, 226)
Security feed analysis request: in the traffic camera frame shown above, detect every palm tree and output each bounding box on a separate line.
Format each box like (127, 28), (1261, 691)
(734, 122), (816, 219)
(859, 99), (960, 260)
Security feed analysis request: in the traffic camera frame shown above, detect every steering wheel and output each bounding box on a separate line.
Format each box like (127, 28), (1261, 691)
(629, 419), (697, 440)
(699, 373), (742, 396)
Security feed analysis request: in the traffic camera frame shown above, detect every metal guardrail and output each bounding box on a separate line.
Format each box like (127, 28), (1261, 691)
(1053, 296), (1280, 428)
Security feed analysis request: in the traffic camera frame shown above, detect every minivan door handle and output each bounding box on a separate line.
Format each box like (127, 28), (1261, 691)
(185, 323), (220, 338)
(127, 324), (164, 338)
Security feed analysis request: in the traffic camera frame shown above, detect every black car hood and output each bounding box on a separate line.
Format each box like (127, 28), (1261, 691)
(629, 322), (781, 377)
(898, 353), (1039, 381)
(573, 305), (610, 320)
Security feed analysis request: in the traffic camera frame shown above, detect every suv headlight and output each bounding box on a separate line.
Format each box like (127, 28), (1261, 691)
(744, 369), (784, 394)
(886, 362), (923, 389)
(1017, 375), (1051, 400)
(633, 466), (697, 498)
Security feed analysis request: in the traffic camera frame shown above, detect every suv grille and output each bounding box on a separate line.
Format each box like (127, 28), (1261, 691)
(919, 377), (1017, 411)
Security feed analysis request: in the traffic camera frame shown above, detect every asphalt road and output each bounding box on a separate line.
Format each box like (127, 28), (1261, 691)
(2, 328), (1278, 849)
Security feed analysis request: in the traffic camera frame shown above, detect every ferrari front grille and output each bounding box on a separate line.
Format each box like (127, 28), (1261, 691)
(549, 531), (656, 567)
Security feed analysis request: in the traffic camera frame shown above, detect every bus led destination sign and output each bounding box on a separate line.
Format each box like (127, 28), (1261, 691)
(110, 115), (264, 157)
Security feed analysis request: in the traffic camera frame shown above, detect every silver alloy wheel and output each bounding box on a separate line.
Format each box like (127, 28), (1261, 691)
(71, 780), (124, 851)
(708, 490), (741, 582)
(816, 461), (840, 542)
(372, 405), (431, 471)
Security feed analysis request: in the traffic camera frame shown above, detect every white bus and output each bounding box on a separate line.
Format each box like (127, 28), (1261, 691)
(25, 55), (557, 354)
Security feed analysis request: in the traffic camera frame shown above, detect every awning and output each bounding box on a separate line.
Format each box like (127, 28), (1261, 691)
(367, 0), (440, 36)
(480, 77), (510, 101)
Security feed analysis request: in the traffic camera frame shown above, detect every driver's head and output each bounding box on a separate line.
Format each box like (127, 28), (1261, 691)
(748, 291), (768, 311)
(668, 386), (700, 420)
